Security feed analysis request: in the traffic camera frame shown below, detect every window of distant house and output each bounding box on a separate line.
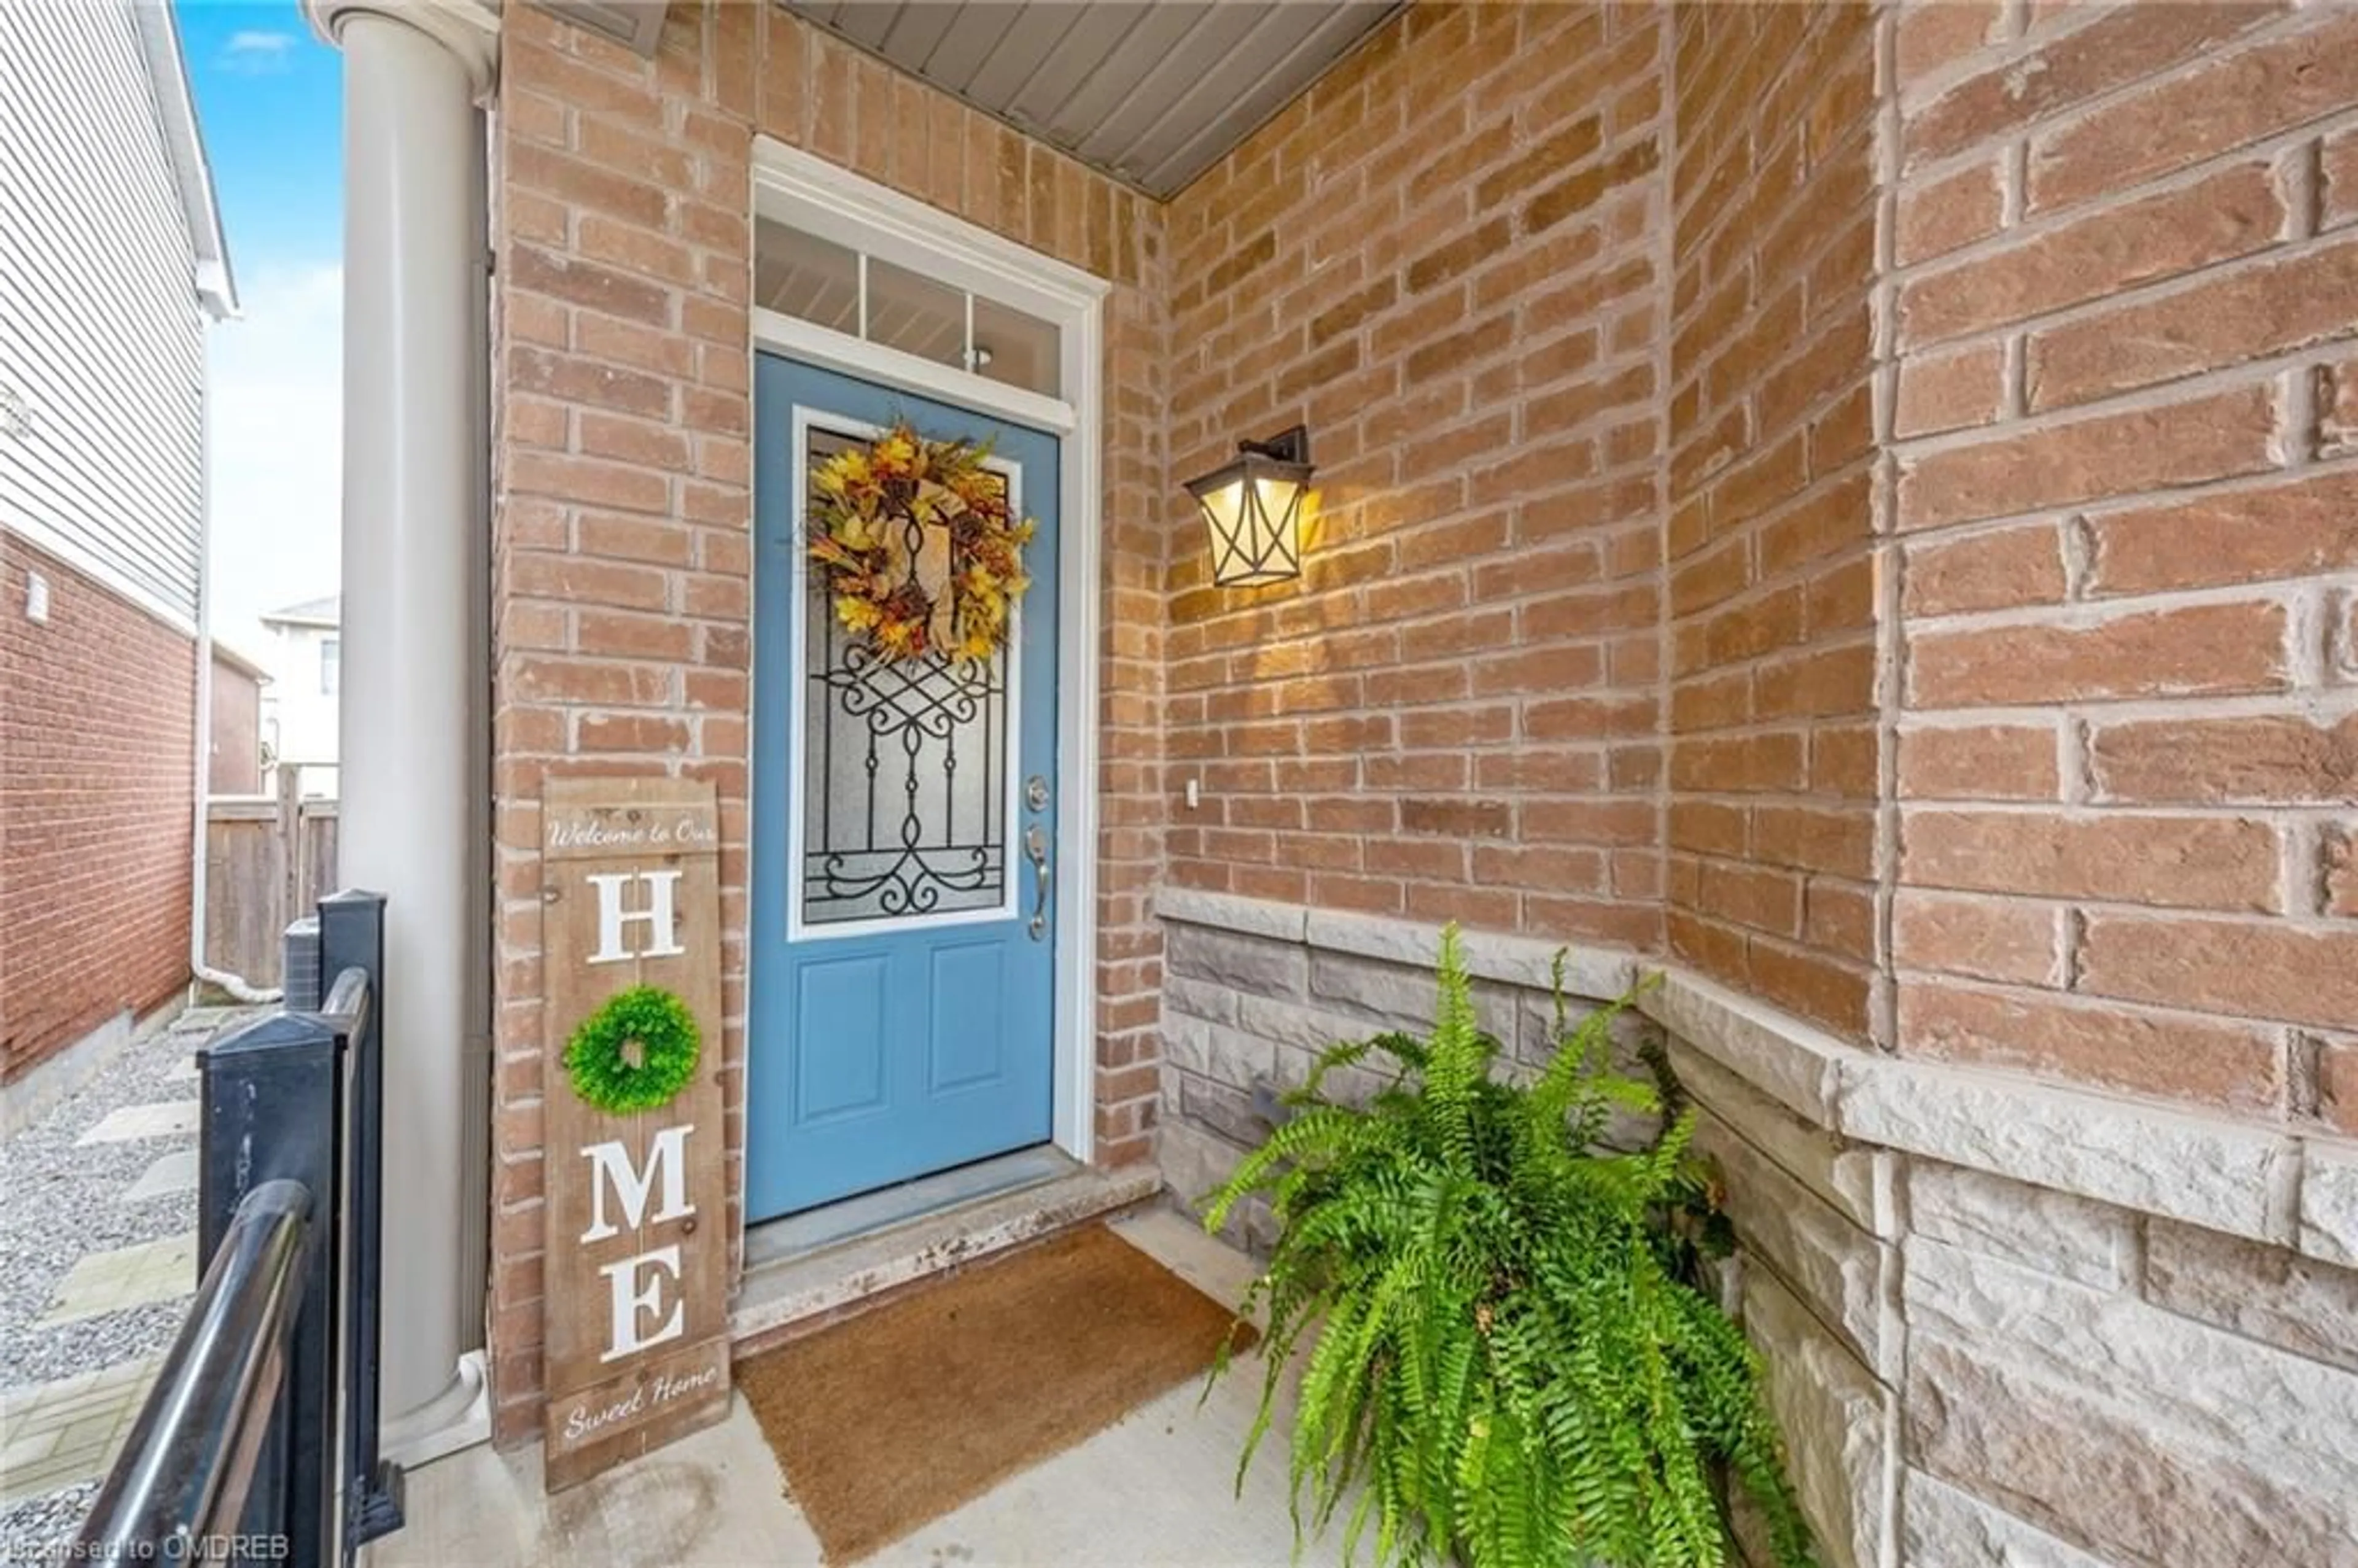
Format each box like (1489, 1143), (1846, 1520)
(320, 637), (340, 696)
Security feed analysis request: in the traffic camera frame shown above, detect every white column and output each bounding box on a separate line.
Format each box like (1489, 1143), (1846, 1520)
(304, 0), (496, 1456)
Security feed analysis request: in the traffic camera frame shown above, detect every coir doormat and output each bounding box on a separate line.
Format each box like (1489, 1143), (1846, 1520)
(738, 1222), (1256, 1564)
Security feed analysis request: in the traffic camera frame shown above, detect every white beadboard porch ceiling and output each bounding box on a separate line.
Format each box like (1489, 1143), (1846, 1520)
(777, 1), (1407, 198)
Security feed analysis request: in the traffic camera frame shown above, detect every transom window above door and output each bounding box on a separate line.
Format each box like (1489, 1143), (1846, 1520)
(755, 215), (1062, 398)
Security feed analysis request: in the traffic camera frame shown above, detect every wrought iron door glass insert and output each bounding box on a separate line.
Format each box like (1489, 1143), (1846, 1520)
(801, 425), (1011, 925)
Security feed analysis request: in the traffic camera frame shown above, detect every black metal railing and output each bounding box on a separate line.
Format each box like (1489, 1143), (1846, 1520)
(74, 1181), (313, 1551)
(74, 890), (405, 1567)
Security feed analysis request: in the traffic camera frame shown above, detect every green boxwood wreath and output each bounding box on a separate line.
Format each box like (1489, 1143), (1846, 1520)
(564, 984), (702, 1115)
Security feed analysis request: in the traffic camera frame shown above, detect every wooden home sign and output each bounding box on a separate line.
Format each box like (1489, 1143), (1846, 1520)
(540, 777), (730, 1491)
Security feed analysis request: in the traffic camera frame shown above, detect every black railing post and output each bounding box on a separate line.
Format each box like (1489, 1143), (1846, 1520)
(317, 890), (404, 1550)
(198, 997), (340, 1567)
(84, 890), (403, 1568)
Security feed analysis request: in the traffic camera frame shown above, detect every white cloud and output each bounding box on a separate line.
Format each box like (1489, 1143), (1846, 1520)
(218, 29), (295, 74)
(206, 262), (341, 658)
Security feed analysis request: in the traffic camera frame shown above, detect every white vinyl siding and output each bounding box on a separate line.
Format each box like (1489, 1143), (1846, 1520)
(0, 0), (207, 626)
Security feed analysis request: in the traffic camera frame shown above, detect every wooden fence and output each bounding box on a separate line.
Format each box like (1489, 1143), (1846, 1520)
(205, 770), (340, 987)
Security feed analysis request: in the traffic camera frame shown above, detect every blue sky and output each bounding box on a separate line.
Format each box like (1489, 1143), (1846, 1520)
(179, 0), (344, 654)
(179, 1), (341, 261)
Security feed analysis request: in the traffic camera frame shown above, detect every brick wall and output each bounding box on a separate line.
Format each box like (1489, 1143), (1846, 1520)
(1161, 2), (1670, 951)
(489, 0), (2358, 1513)
(1148, 7), (2358, 1564)
(1665, 1), (1881, 1039)
(1156, 0), (2357, 1087)
(1886, 1), (2358, 1122)
(486, 0), (1167, 1438)
(208, 657), (262, 795)
(1, 535), (193, 1080)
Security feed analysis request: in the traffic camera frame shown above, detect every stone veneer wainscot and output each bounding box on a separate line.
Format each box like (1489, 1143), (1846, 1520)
(1157, 886), (2358, 1568)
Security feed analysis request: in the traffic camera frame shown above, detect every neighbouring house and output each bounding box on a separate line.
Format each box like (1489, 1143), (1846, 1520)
(259, 591), (342, 794)
(208, 640), (271, 795)
(300, 0), (2358, 1561)
(0, 0), (236, 1093)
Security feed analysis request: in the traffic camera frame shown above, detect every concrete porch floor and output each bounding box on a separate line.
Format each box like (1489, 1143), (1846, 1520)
(370, 1209), (1342, 1568)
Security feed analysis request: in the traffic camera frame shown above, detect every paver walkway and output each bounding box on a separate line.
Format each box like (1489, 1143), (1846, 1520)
(0, 1005), (261, 1558)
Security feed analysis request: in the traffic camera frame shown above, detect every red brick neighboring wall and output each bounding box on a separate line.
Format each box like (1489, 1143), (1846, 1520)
(1162, 2), (1671, 950)
(486, 1), (1167, 1438)
(208, 658), (263, 796)
(1664, 1), (1881, 1038)
(1, 535), (193, 1080)
(1886, 1), (2358, 1123)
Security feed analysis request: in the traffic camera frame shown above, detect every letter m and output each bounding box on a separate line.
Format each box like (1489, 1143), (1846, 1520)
(579, 1125), (696, 1243)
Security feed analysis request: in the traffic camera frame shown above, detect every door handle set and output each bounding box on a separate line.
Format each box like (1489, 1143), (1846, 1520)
(1024, 825), (1050, 941)
(1024, 773), (1051, 942)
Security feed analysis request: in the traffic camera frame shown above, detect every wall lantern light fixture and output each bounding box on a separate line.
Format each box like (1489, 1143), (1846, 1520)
(1186, 425), (1314, 588)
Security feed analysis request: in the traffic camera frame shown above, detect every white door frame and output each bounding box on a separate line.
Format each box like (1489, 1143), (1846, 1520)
(747, 139), (1109, 1181)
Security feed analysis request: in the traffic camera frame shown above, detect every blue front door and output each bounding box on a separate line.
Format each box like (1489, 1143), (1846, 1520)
(748, 355), (1059, 1220)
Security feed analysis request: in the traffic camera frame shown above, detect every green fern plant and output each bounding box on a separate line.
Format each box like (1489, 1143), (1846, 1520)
(1202, 925), (1814, 1568)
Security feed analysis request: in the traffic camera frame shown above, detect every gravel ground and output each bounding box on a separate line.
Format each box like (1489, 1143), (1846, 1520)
(1, 1004), (260, 1556)
(0, 1485), (95, 1561)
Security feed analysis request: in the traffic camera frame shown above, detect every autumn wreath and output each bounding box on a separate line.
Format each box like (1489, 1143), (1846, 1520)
(805, 423), (1035, 664)
(563, 984), (701, 1116)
